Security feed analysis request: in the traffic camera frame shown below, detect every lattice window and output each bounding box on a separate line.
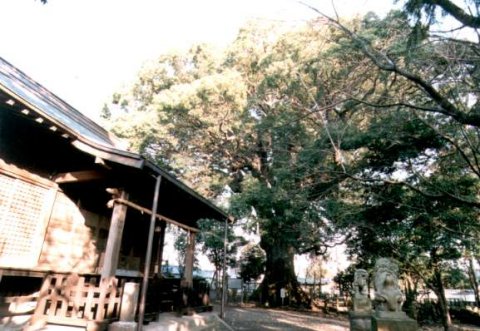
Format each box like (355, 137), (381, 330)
(0, 172), (52, 268)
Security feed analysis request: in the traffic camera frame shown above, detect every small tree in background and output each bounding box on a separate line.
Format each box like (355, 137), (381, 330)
(305, 254), (328, 298)
(172, 228), (192, 277)
(239, 243), (266, 283)
(333, 265), (356, 301)
(196, 219), (245, 295)
(239, 243), (266, 302)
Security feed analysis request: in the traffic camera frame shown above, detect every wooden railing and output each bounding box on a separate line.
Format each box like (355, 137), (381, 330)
(32, 273), (125, 329)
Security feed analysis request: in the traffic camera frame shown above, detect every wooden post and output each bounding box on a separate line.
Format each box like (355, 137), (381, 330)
(183, 231), (196, 288)
(137, 176), (162, 330)
(101, 190), (128, 280)
(220, 217), (228, 319)
(154, 221), (167, 275)
(120, 282), (140, 321)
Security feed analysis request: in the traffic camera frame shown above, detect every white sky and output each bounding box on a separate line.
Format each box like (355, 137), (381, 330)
(0, 0), (396, 122)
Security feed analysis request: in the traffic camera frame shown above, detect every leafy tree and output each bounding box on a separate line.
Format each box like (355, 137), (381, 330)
(333, 265), (356, 299)
(173, 219), (242, 293)
(107, 22), (348, 306)
(173, 229), (188, 277)
(238, 243), (266, 283)
(196, 219), (244, 292)
(107, 4), (480, 319)
(299, 3), (480, 327)
(305, 254), (328, 297)
(443, 263), (470, 289)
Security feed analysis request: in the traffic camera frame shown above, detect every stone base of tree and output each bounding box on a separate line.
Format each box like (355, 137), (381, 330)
(349, 311), (372, 331)
(371, 311), (418, 331)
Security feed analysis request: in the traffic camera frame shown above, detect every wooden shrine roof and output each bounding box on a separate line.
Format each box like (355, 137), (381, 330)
(0, 57), (228, 226)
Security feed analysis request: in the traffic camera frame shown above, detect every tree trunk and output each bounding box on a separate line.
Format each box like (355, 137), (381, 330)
(467, 257), (480, 307)
(259, 238), (309, 307)
(431, 264), (452, 331)
(211, 269), (221, 301)
(319, 277), (322, 297)
(403, 275), (418, 320)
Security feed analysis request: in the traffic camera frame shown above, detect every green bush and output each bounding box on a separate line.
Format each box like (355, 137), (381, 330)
(416, 301), (442, 325)
(450, 306), (480, 326)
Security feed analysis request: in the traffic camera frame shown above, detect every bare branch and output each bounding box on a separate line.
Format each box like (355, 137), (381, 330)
(414, 113), (480, 178)
(300, 2), (480, 127)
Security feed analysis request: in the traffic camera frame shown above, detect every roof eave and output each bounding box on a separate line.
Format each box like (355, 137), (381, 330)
(144, 160), (231, 221)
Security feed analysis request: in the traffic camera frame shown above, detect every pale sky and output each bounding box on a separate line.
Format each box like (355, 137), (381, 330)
(0, 0), (396, 122)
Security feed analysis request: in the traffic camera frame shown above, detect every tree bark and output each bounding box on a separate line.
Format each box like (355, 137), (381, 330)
(431, 263), (452, 331)
(318, 275), (322, 297)
(259, 238), (309, 307)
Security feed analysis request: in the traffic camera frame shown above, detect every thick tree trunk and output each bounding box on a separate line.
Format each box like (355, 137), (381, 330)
(259, 238), (309, 307)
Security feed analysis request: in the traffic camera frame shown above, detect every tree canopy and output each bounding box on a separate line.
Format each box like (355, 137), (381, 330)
(105, 0), (480, 322)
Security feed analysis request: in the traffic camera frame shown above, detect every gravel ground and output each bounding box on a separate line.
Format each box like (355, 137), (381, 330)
(217, 305), (480, 331)
(220, 306), (349, 331)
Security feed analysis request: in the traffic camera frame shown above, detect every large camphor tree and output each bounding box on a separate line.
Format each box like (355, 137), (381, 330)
(104, 1), (480, 320)
(104, 21), (354, 306)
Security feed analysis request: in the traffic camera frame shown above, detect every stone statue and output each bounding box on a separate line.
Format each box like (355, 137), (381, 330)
(370, 258), (418, 330)
(352, 269), (371, 312)
(373, 258), (403, 313)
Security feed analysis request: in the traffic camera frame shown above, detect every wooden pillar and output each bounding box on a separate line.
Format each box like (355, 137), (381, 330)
(183, 231), (196, 288)
(101, 190), (128, 280)
(154, 221), (167, 275)
(220, 217), (228, 319)
(120, 282), (140, 321)
(137, 176), (162, 330)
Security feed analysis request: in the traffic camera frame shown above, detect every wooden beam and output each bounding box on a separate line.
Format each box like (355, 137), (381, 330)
(111, 198), (199, 233)
(0, 158), (57, 189)
(53, 170), (104, 183)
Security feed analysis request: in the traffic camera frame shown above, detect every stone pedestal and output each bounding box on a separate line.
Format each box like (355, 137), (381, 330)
(120, 282), (140, 321)
(371, 311), (418, 331)
(349, 311), (372, 331)
(108, 321), (137, 331)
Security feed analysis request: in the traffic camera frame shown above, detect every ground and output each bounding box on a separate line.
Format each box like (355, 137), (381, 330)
(221, 305), (348, 331)
(215, 305), (480, 331)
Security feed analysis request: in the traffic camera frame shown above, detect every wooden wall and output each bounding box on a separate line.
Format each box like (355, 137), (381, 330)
(0, 159), (107, 274)
(0, 161), (56, 270)
(36, 192), (101, 273)
(0, 159), (146, 276)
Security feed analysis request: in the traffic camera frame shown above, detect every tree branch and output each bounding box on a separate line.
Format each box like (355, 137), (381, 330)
(300, 2), (480, 127)
(346, 173), (480, 208)
(423, 0), (480, 29)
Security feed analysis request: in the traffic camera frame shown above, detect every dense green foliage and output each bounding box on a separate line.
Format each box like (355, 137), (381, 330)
(106, 0), (480, 323)
(238, 243), (266, 283)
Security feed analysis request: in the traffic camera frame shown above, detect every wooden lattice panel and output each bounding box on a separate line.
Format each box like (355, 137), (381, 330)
(33, 273), (124, 327)
(0, 172), (53, 268)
